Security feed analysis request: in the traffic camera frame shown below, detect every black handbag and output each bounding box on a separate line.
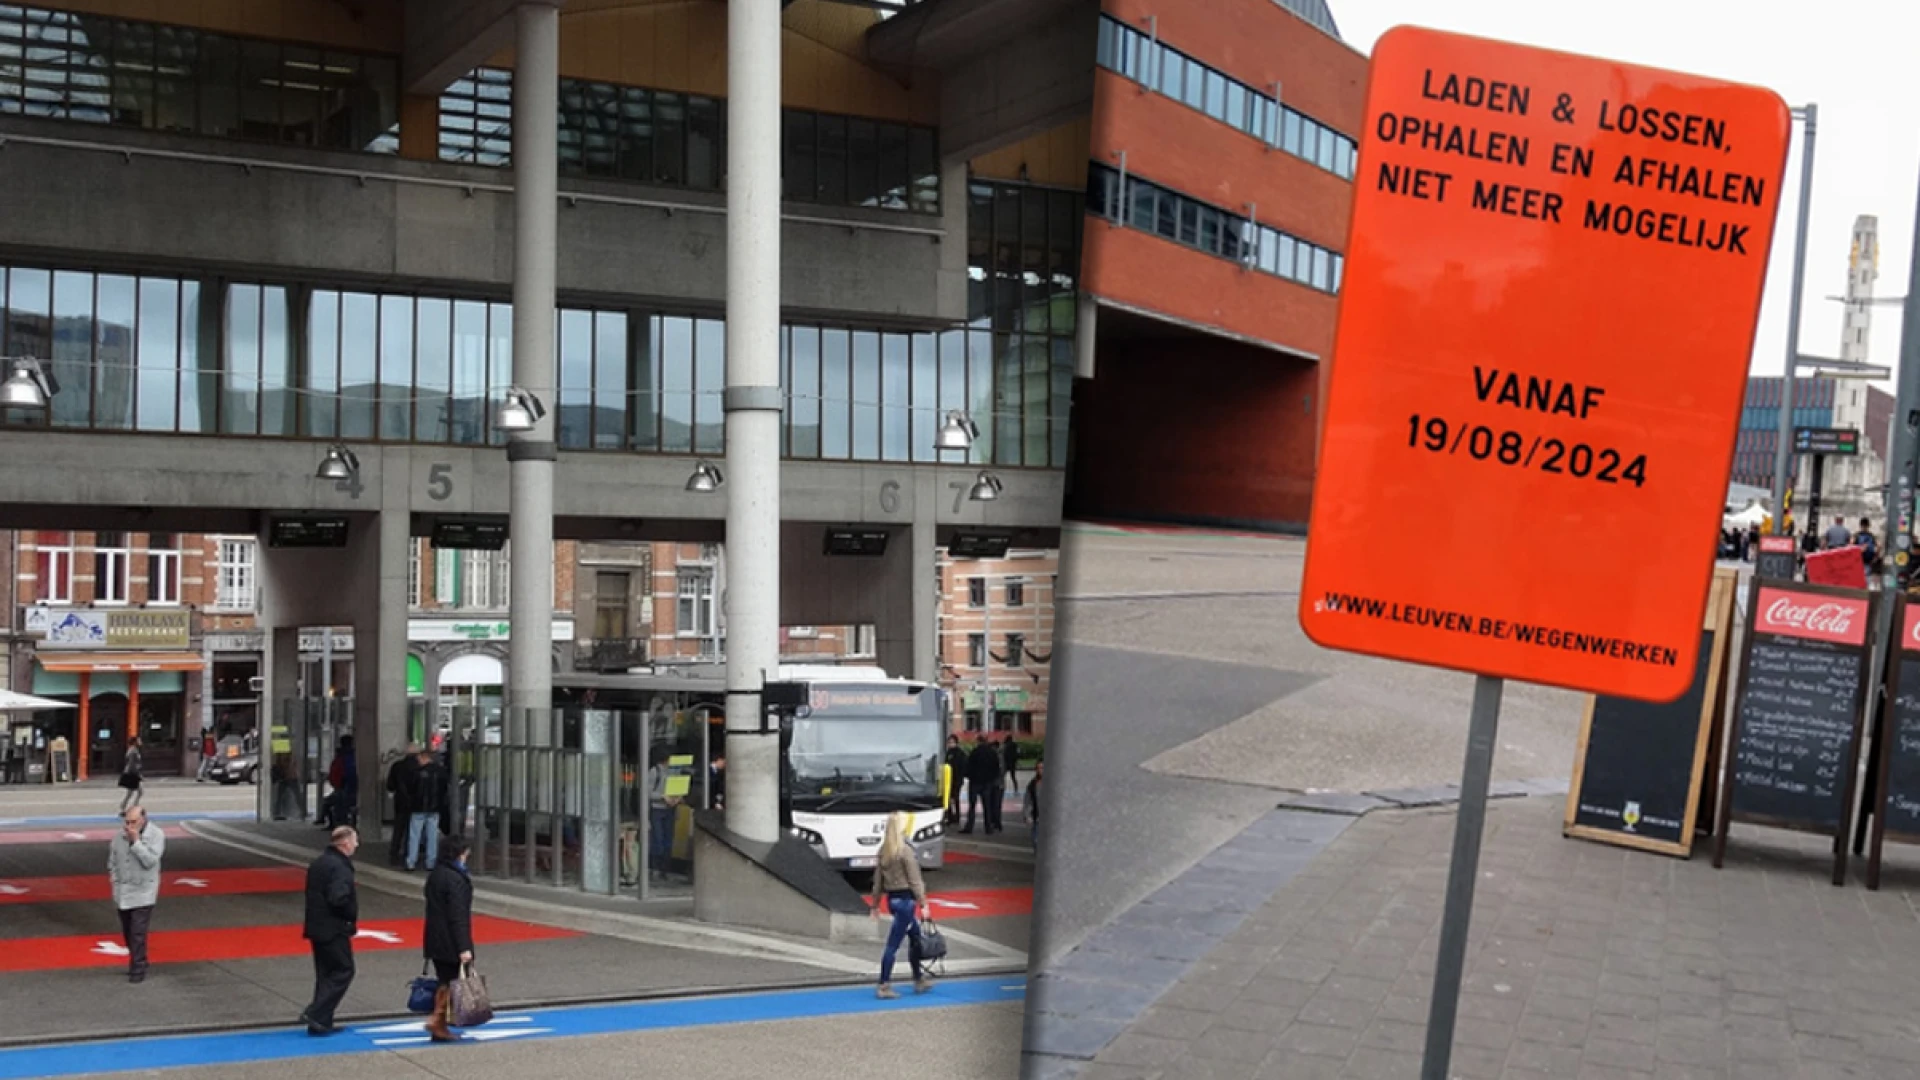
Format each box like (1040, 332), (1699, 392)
(406, 963), (437, 1014)
(118, 772), (139, 790)
(919, 917), (949, 962)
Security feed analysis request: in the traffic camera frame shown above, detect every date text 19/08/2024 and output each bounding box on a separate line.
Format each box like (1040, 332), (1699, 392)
(1371, 69), (1764, 256)
(1407, 367), (1647, 489)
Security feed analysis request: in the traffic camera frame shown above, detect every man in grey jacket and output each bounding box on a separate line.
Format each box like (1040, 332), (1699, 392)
(108, 806), (165, 984)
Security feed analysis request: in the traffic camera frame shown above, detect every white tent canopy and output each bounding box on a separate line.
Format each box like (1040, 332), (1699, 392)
(1725, 504), (1770, 528)
(0, 689), (74, 711)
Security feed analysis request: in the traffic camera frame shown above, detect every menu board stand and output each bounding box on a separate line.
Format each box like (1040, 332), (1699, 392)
(1565, 568), (1737, 856)
(1712, 580), (1873, 886)
(1867, 595), (1920, 889)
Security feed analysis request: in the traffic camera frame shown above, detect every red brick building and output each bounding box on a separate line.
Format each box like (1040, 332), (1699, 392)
(937, 548), (1057, 738)
(1067, 0), (1366, 529)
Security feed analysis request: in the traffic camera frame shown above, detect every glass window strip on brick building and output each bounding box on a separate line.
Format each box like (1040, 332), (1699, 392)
(1095, 14), (1356, 181)
(1087, 164), (1345, 295)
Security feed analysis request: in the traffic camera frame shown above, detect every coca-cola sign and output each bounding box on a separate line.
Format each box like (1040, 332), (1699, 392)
(1905, 604), (1920, 651)
(1755, 587), (1868, 646)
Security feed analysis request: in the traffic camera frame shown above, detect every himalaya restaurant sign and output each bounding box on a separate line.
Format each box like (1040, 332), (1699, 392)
(32, 609), (190, 649)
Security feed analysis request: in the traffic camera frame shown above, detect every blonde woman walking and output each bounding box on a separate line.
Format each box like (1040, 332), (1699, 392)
(869, 810), (931, 999)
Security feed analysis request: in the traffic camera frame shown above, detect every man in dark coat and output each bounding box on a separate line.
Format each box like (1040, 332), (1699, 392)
(964, 736), (1002, 834)
(384, 743), (421, 866)
(1001, 733), (1021, 794)
(421, 836), (475, 1043)
(943, 736), (968, 825)
(300, 826), (360, 1035)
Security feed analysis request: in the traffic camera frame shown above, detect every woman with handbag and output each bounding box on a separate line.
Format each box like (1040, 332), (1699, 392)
(869, 810), (932, 999)
(421, 835), (475, 1042)
(118, 738), (144, 812)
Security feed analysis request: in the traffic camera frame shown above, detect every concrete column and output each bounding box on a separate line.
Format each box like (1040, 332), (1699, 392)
(912, 470), (941, 683)
(354, 509), (411, 840)
(508, 1), (560, 735)
(722, 0), (783, 845)
(262, 625), (300, 822)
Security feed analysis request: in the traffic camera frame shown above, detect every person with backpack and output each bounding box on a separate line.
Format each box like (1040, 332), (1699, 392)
(407, 747), (449, 872)
(319, 736), (357, 829)
(119, 737), (144, 812)
(1857, 517), (1881, 573)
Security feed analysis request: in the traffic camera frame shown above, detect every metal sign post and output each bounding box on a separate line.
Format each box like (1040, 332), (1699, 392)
(1420, 675), (1503, 1080)
(1301, 26), (1791, 1080)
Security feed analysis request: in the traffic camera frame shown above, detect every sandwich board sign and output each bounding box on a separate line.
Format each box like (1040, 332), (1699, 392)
(1297, 25), (1789, 1080)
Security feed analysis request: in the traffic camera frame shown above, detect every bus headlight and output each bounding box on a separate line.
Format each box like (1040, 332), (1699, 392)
(789, 826), (824, 845)
(912, 821), (944, 843)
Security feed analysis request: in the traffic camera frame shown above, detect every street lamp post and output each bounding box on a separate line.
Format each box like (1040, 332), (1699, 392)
(720, 0), (783, 845)
(1770, 104), (1818, 533)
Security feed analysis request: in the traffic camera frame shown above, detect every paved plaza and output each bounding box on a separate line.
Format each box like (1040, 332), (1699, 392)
(1028, 524), (1918, 1079)
(1058, 795), (1920, 1079)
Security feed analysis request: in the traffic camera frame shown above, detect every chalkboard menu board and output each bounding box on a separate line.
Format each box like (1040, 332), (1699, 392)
(1565, 568), (1736, 857)
(1867, 598), (1920, 889)
(1756, 534), (1797, 581)
(1713, 580), (1872, 885)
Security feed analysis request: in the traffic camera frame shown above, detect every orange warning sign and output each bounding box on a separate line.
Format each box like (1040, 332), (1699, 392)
(1299, 27), (1789, 702)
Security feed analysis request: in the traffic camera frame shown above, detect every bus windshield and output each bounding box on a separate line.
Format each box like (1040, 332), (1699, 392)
(787, 683), (943, 810)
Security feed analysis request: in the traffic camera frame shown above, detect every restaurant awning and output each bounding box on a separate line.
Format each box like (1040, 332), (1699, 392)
(37, 652), (205, 673)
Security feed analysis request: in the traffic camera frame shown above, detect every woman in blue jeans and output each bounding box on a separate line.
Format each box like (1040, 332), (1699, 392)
(869, 810), (931, 999)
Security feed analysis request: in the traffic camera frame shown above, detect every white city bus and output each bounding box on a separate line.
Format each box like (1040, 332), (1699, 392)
(773, 665), (949, 871)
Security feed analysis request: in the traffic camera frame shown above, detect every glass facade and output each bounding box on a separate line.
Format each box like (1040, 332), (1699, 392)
(0, 201), (1079, 466)
(1732, 377), (1838, 488)
(441, 68), (940, 215)
(0, 4), (399, 153)
(1087, 164), (1343, 295)
(1095, 14), (1356, 181)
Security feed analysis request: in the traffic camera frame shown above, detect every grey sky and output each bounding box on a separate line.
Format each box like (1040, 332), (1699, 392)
(1334, 0), (1920, 384)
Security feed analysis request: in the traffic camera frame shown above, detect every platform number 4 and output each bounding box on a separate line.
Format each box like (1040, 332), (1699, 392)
(334, 473), (364, 499)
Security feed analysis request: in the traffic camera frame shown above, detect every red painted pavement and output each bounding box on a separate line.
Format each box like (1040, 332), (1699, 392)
(866, 887), (1031, 920)
(0, 915), (578, 973)
(0, 867), (306, 905)
(0, 825), (191, 846)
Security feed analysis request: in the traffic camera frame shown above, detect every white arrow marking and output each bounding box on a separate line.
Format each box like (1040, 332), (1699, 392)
(359, 1016), (535, 1035)
(370, 1028), (554, 1047)
(0, 884), (28, 896)
(173, 878), (208, 888)
(929, 899), (980, 910)
(354, 929), (403, 944)
(92, 941), (129, 957)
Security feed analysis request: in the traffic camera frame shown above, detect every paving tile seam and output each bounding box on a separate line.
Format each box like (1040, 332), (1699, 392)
(1022, 786), (1581, 1074)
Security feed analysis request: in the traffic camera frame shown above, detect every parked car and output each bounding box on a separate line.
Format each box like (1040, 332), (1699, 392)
(205, 737), (257, 785)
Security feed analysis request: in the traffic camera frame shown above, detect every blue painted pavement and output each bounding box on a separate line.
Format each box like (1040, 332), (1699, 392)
(0, 976), (1026, 1078)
